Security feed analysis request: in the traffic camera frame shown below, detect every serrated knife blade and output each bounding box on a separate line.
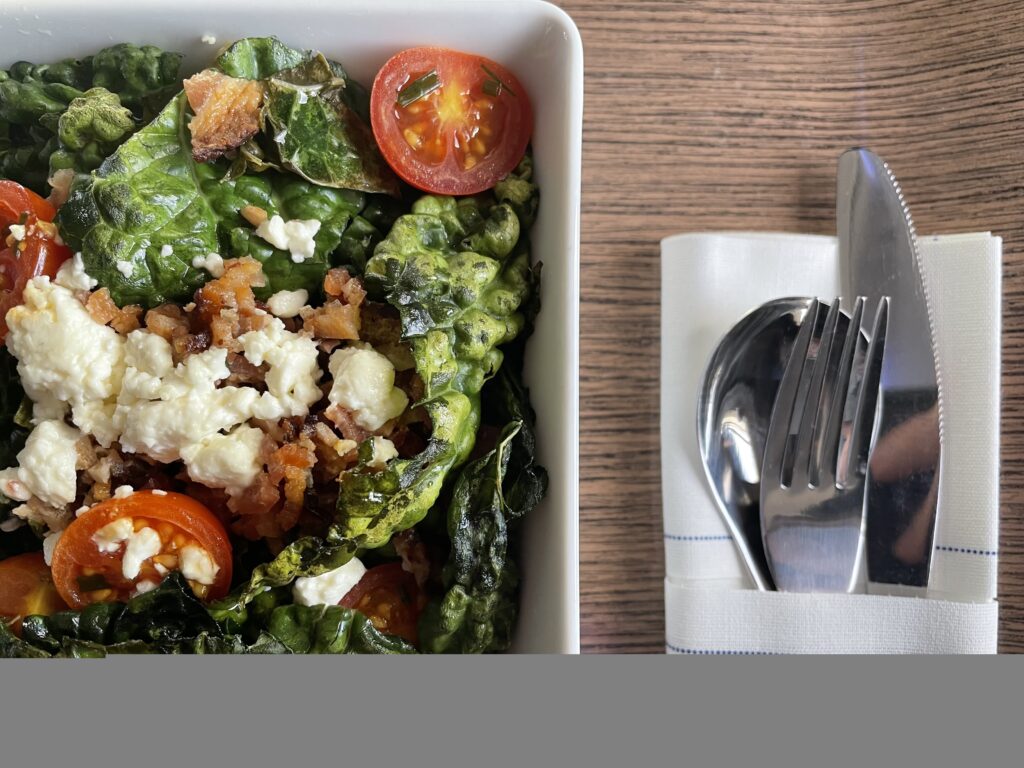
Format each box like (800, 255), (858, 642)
(837, 148), (942, 591)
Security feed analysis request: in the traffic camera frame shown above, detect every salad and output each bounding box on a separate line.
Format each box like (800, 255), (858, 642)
(0, 37), (545, 655)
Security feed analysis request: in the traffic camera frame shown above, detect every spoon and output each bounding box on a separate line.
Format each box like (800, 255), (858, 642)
(696, 297), (837, 590)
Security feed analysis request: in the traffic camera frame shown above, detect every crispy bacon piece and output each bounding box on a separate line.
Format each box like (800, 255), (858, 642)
(184, 70), (265, 163)
(194, 257), (267, 350)
(86, 288), (142, 334)
(268, 441), (316, 533)
(325, 404), (373, 443)
(303, 269), (364, 340)
(225, 351), (267, 388)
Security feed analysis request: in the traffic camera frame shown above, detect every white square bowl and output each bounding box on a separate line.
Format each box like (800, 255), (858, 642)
(0, 0), (582, 653)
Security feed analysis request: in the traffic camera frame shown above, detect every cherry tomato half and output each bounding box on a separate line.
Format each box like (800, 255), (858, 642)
(1, 181), (72, 343)
(370, 46), (532, 195)
(340, 562), (426, 646)
(50, 491), (233, 609)
(0, 552), (68, 634)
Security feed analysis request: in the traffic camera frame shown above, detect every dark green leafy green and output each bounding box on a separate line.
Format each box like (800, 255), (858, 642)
(215, 37), (308, 81)
(47, 88), (135, 175)
(57, 91), (391, 306)
(263, 55), (399, 195)
(419, 364), (547, 653)
(335, 160), (538, 549)
(0, 572), (412, 657)
(0, 44), (182, 194)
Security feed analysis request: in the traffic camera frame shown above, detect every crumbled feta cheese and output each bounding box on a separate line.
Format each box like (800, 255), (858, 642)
(292, 558), (367, 607)
(152, 489), (167, 496)
(191, 252), (225, 278)
(113, 485), (133, 499)
(7, 223), (26, 242)
(5, 278), (125, 446)
(75, 505), (91, 517)
(1, 420), (81, 509)
(92, 517), (135, 554)
(328, 347), (409, 431)
(132, 579), (160, 596)
(201, 33), (217, 45)
(154, 563), (168, 575)
(181, 425), (265, 496)
(254, 215), (321, 263)
(179, 544), (219, 585)
(239, 317), (322, 420)
(297, 89), (309, 105)
(55, 253), (98, 291)
(116, 260), (133, 278)
(367, 436), (399, 469)
(266, 288), (309, 318)
(115, 332), (258, 463)
(160, 244), (174, 257)
(42, 530), (63, 566)
(274, 129), (287, 144)
(122, 526), (161, 580)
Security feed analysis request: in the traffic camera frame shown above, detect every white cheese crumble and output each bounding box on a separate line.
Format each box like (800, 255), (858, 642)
(115, 332), (259, 463)
(292, 558), (367, 607)
(201, 34), (217, 45)
(160, 244), (174, 257)
(55, 253), (99, 292)
(367, 436), (399, 469)
(5, 277), (125, 445)
(132, 580), (160, 596)
(181, 425), (265, 496)
(254, 215), (321, 263)
(179, 544), (219, 585)
(122, 526), (161, 580)
(116, 260), (133, 278)
(7, 223), (26, 242)
(191, 252), (225, 278)
(328, 347), (408, 431)
(152, 489), (167, 496)
(274, 129), (288, 144)
(266, 288), (309, 318)
(42, 530), (63, 566)
(297, 89), (309, 105)
(75, 505), (91, 517)
(239, 317), (322, 420)
(92, 517), (135, 554)
(113, 485), (134, 499)
(0, 419), (82, 510)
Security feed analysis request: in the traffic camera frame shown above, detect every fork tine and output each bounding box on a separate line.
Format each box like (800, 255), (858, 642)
(790, 298), (841, 490)
(844, 297), (889, 483)
(762, 299), (818, 488)
(815, 297), (865, 489)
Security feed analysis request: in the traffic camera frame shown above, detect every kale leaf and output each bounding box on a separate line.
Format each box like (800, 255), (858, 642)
(419, 363), (547, 653)
(0, 44), (182, 194)
(0, 572), (412, 657)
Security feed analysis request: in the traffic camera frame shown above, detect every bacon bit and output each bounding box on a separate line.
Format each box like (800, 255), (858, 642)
(195, 257), (266, 349)
(227, 473), (281, 540)
(225, 351), (267, 388)
(240, 205), (268, 227)
(172, 330), (212, 361)
(311, 422), (358, 478)
(86, 289), (118, 325)
(110, 305), (142, 335)
(325, 404), (373, 443)
(74, 437), (98, 472)
(268, 441), (316, 533)
(324, 268), (366, 304)
(184, 69), (265, 163)
(145, 304), (190, 342)
(301, 301), (360, 340)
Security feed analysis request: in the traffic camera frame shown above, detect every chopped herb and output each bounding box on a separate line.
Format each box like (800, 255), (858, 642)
(397, 70), (441, 108)
(481, 64), (516, 98)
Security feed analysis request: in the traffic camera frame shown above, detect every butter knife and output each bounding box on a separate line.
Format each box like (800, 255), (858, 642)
(837, 148), (942, 592)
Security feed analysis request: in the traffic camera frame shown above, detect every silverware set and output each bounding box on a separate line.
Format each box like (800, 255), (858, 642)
(698, 149), (942, 594)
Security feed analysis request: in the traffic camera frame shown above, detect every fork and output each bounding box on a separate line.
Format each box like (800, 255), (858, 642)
(760, 296), (889, 593)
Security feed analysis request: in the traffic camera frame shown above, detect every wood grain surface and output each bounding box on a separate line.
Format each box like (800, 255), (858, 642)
(558, 0), (1024, 653)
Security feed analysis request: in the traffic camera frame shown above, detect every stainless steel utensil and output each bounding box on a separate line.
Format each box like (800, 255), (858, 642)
(837, 148), (942, 590)
(697, 297), (837, 591)
(760, 297), (888, 592)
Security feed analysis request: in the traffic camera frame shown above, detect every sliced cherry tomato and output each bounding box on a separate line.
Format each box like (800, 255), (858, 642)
(50, 491), (233, 609)
(0, 552), (69, 635)
(340, 562), (426, 646)
(1, 181), (73, 343)
(0, 180), (56, 232)
(370, 46), (532, 195)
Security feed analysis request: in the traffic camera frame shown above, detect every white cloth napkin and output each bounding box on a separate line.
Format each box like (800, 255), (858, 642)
(661, 232), (1001, 654)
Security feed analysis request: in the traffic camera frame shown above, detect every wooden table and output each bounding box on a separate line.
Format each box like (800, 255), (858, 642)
(562, 0), (1024, 653)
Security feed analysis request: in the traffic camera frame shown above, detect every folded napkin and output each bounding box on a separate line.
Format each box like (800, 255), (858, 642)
(661, 232), (1001, 654)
